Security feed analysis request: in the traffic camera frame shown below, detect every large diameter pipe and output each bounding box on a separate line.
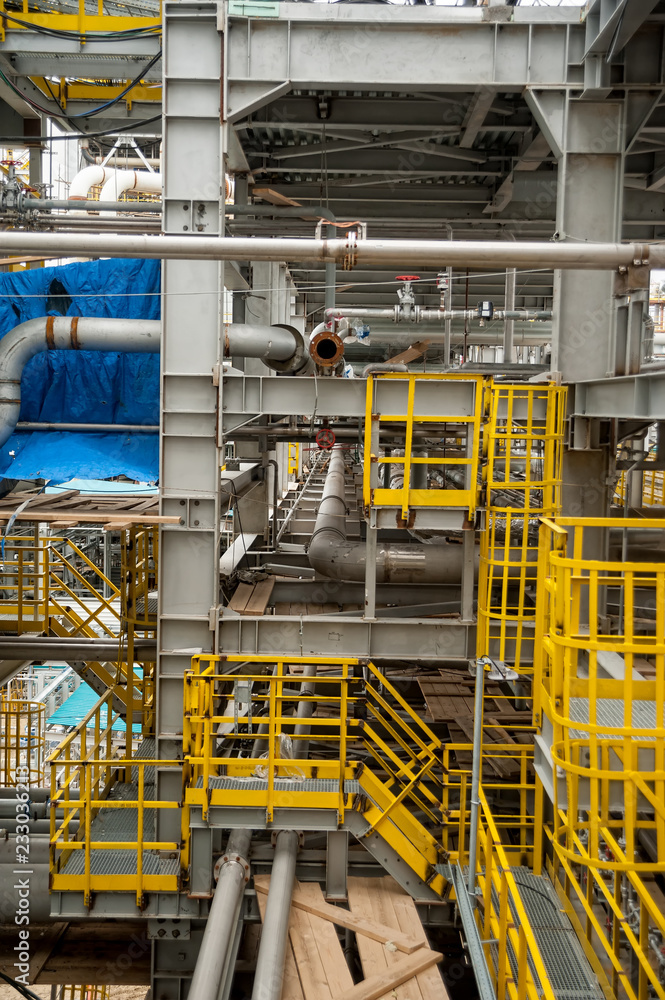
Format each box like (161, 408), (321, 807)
(187, 829), (252, 1000)
(0, 233), (661, 269)
(251, 830), (299, 1000)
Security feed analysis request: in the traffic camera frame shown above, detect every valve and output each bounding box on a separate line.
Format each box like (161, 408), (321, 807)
(315, 427), (336, 450)
(395, 274), (419, 321)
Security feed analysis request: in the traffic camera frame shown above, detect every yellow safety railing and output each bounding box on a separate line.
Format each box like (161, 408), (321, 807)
(0, 535), (121, 635)
(0, 699), (45, 786)
(287, 442), (300, 477)
(615, 467), (664, 506)
(363, 373), (485, 518)
(534, 516), (665, 1000)
(183, 654), (448, 893)
(120, 526), (157, 733)
(58, 989), (110, 1000)
(0, 0), (160, 42)
(440, 741), (538, 867)
(477, 383), (566, 673)
(474, 787), (556, 1000)
(49, 690), (180, 907)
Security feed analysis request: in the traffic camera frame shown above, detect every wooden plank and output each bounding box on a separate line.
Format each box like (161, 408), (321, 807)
(347, 877), (412, 1000)
(387, 884), (451, 1000)
(334, 949), (443, 1000)
(27, 921), (69, 981)
(389, 341), (431, 365)
(296, 882), (355, 998)
(255, 876), (304, 1000)
(242, 577), (275, 616)
(0, 508), (178, 525)
(229, 582), (255, 613)
(254, 878), (423, 954)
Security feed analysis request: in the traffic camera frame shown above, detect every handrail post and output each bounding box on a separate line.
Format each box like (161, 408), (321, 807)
(467, 656), (486, 902)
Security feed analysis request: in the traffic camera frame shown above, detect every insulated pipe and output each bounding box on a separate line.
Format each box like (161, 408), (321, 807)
(293, 662), (318, 758)
(0, 317), (159, 449)
(187, 828), (252, 1000)
(0, 233), (662, 269)
(99, 169), (162, 204)
(308, 447), (480, 584)
(251, 829), (299, 1000)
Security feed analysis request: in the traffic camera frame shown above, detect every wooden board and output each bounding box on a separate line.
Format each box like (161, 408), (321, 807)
(0, 488), (175, 526)
(229, 582), (255, 613)
(254, 878), (423, 954)
(255, 876), (352, 1000)
(347, 877), (449, 1000)
(243, 577), (275, 615)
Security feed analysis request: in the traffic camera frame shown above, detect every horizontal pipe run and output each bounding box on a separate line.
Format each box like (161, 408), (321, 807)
(0, 639), (156, 659)
(328, 307), (553, 322)
(21, 199), (162, 214)
(17, 422), (159, 434)
(0, 233), (661, 269)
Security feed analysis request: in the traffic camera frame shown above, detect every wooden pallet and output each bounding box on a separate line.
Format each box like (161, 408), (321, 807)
(254, 876), (444, 1000)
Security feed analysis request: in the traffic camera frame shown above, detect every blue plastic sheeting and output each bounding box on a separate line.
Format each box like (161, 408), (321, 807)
(46, 479), (158, 495)
(4, 431), (159, 483)
(46, 683), (141, 733)
(0, 257), (160, 484)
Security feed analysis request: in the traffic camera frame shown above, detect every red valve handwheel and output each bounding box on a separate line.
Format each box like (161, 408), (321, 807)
(316, 427), (336, 450)
(395, 275), (420, 282)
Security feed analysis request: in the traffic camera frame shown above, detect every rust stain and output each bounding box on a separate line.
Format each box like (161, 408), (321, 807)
(45, 316), (55, 350)
(70, 316), (80, 350)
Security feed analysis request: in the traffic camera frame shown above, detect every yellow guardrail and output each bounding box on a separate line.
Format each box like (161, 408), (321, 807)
(183, 654), (447, 892)
(0, 0), (160, 41)
(534, 515), (665, 1000)
(363, 373), (485, 518)
(615, 467), (664, 506)
(474, 787), (556, 1000)
(49, 690), (180, 908)
(0, 534), (121, 634)
(0, 699), (45, 786)
(477, 383), (566, 673)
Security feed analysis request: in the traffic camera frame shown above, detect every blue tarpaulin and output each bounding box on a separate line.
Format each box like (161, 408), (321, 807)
(0, 258), (160, 484)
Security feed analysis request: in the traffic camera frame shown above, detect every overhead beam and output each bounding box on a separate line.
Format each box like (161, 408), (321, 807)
(459, 89), (496, 148)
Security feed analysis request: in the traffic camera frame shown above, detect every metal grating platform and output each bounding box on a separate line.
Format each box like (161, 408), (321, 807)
(509, 868), (604, 1000)
(199, 776), (360, 794)
(60, 777), (179, 878)
(569, 697), (662, 740)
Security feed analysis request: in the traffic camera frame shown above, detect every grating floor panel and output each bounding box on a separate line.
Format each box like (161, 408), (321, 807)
(62, 850), (179, 877)
(444, 866), (604, 1000)
(569, 697), (662, 740)
(199, 776), (360, 794)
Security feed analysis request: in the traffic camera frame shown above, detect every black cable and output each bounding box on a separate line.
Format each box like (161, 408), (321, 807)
(0, 10), (160, 39)
(0, 113), (162, 143)
(0, 51), (160, 121)
(0, 970), (44, 1000)
(510, 876), (560, 910)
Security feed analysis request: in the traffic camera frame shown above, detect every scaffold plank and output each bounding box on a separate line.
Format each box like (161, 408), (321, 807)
(347, 877), (449, 1000)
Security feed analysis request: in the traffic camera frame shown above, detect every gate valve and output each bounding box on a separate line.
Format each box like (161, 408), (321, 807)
(315, 426), (336, 450)
(395, 275), (419, 321)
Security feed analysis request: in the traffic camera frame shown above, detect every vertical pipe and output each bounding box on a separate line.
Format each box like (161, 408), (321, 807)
(467, 658), (485, 902)
(251, 829), (299, 1000)
(293, 662), (317, 758)
(364, 523), (377, 619)
(503, 268), (516, 363)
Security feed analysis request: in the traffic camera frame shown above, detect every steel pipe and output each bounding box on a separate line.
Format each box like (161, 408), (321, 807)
(307, 447), (479, 584)
(21, 198), (161, 214)
(17, 422), (159, 434)
(0, 232), (661, 269)
(251, 829), (299, 1000)
(0, 638), (156, 659)
(328, 306), (552, 323)
(187, 829), (252, 1000)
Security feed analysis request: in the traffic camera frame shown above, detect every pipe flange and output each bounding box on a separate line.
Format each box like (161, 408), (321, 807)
(213, 853), (251, 883)
(310, 328), (345, 369)
(265, 324), (309, 375)
(270, 831), (305, 847)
